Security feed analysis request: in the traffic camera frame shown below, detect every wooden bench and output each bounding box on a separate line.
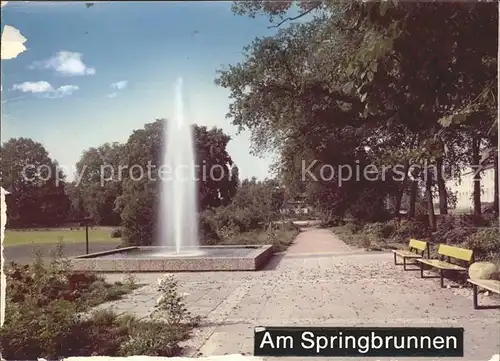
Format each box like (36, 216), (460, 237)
(416, 244), (474, 288)
(393, 239), (429, 270)
(468, 278), (500, 309)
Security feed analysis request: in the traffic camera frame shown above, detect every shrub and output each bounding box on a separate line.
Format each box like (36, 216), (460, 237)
(482, 211), (499, 227)
(110, 228), (122, 238)
(267, 224), (298, 252)
(437, 215), (457, 232)
(390, 220), (428, 242)
(362, 222), (395, 240)
(282, 221), (300, 232)
(459, 214), (491, 227)
(344, 222), (363, 234)
(432, 227), (477, 245)
(155, 274), (198, 326)
(199, 204), (267, 243)
(347, 188), (391, 223)
(199, 209), (221, 244)
(461, 228), (500, 261)
(0, 298), (79, 359)
(117, 274), (200, 356)
(319, 215), (341, 228)
(118, 320), (185, 356)
(6, 259), (134, 309)
(0, 252), (199, 358)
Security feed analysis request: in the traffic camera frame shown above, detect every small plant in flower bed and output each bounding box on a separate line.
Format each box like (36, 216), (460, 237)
(116, 274), (201, 356)
(0, 254), (200, 358)
(6, 246), (138, 310)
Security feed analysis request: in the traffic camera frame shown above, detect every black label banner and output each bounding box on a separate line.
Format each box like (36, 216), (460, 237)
(254, 326), (464, 357)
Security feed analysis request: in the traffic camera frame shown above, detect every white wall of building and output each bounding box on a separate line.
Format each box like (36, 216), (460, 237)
(444, 166), (496, 211)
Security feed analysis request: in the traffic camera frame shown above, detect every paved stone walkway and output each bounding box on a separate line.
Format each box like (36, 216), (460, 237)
(98, 229), (500, 360)
(285, 227), (354, 255)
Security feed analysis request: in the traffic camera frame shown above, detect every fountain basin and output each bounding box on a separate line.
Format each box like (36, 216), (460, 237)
(70, 245), (274, 272)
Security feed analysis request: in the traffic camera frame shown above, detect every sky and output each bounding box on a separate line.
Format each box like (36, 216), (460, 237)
(1, 1), (282, 181)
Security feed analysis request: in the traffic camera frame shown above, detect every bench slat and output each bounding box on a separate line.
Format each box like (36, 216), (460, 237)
(416, 259), (466, 271)
(409, 239), (427, 251)
(438, 244), (473, 262)
(468, 279), (500, 294)
(393, 250), (422, 258)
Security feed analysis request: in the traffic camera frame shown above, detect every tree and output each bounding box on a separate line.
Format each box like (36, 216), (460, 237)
(0, 138), (69, 227)
(218, 0), (497, 225)
(115, 119), (238, 245)
(230, 177), (284, 222)
(64, 182), (85, 220)
(75, 142), (125, 225)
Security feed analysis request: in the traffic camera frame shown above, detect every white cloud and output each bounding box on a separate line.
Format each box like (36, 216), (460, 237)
(12, 81), (53, 93)
(107, 80), (127, 98)
(49, 85), (79, 98)
(30, 51), (96, 76)
(111, 80), (127, 90)
(1, 25), (27, 60)
(12, 81), (79, 98)
(1, 2), (8, 7)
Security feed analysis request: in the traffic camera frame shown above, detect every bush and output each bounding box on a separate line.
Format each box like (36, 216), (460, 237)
(432, 227), (477, 245)
(459, 214), (492, 227)
(117, 274), (200, 356)
(437, 215), (457, 232)
(319, 215), (341, 228)
(0, 253), (199, 358)
(282, 221), (300, 232)
(267, 224), (299, 252)
(110, 228), (122, 238)
(347, 188), (391, 222)
(199, 204), (268, 244)
(344, 221), (363, 234)
(118, 320), (185, 356)
(461, 228), (500, 261)
(199, 209), (221, 244)
(390, 219), (428, 242)
(362, 222), (395, 240)
(1, 298), (78, 359)
(482, 211), (499, 226)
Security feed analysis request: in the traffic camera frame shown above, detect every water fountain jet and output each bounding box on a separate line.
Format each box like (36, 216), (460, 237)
(157, 77), (202, 256)
(69, 78), (274, 271)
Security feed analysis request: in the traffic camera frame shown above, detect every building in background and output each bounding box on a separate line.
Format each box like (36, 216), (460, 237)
(282, 192), (311, 215)
(445, 164), (496, 213)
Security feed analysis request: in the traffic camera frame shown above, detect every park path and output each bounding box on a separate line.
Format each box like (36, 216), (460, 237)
(285, 227), (354, 255)
(99, 228), (500, 360)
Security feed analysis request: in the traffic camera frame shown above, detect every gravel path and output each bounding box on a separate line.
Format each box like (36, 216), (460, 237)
(95, 229), (499, 360)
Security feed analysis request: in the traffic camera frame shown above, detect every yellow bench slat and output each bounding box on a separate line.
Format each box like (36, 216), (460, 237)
(416, 259), (466, 271)
(393, 249), (422, 258)
(438, 244), (473, 262)
(409, 239), (427, 251)
(468, 279), (500, 294)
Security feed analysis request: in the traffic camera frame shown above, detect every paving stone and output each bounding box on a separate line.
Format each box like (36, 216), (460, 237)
(93, 228), (499, 360)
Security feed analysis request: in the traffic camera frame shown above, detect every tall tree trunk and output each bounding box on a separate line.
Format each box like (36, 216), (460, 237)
(436, 157), (448, 215)
(409, 180), (418, 219)
(426, 168), (436, 231)
(472, 136), (482, 215)
(408, 166), (421, 219)
(394, 160), (410, 219)
(494, 151), (499, 214)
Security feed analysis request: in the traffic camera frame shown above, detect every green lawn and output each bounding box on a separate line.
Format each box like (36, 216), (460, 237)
(3, 227), (119, 247)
